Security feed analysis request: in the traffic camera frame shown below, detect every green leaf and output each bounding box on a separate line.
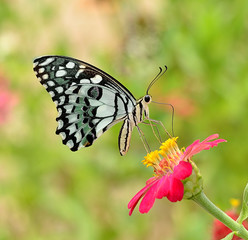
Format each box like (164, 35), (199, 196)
(237, 183), (248, 223)
(220, 232), (235, 240)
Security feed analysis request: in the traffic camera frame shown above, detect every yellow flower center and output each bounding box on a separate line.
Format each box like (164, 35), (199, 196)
(142, 137), (183, 176)
(142, 150), (160, 167)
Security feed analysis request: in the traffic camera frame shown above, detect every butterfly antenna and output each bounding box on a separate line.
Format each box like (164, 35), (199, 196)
(151, 101), (175, 137)
(146, 65), (168, 95)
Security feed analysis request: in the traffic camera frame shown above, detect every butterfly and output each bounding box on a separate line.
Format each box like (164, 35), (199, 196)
(33, 55), (167, 155)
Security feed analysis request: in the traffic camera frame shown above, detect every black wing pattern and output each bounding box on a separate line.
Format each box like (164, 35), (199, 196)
(33, 56), (136, 151)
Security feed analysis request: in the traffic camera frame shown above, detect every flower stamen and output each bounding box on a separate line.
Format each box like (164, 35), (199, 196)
(142, 137), (183, 176)
(142, 150), (160, 167)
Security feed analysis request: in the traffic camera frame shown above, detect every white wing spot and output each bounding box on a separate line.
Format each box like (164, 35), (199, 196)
(33, 61), (38, 68)
(55, 87), (63, 94)
(59, 96), (65, 105)
(67, 124), (77, 134)
(39, 57), (55, 66)
(66, 140), (74, 148)
(80, 79), (90, 84)
(91, 74), (102, 84)
(57, 120), (64, 130)
(59, 66), (65, 70)
(42, 74), (49, 80)
(57, 108), (62, 117)
(64, 105), (74, 113)
(38, 68), (45, 73)
(75, 69), (84, 78)
(75, 131), (82, 143)
(56, 70), (67, 77)
(66, 62), (75, 69)
(59, 132), (66, 140)
(54, 100), (58, 106)
(66, 85), (78, 94)
(68, 95), (78, 103)
(49, 91), (55, 97)
(67, 114), (79, 123)
(79, 65), (86, 69)
(43, 84), (48, 89)
(47, 81), (55, 86)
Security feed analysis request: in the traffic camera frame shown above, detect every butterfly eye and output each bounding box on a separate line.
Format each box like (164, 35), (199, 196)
(144, 95), (151, 103)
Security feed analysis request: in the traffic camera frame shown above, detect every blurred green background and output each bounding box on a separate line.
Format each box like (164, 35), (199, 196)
(0, 0), (248, 239)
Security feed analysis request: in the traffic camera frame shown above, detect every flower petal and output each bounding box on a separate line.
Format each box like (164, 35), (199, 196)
(156, 175), (169, 199)
(202, 134), (219, 142)
(146, 176), (157, 185)
(128, 178), (158, 215)
(183, 134), (226, 160)
(183, 140), (200, 156)
(173, 161), (192, 180)
(167, 176), (184, 202)
(139, 180), (160, 213)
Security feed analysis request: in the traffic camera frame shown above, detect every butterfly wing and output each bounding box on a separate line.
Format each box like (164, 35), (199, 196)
(33, 55), (136, 151)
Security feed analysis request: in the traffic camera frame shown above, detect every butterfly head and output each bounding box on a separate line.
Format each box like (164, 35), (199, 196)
(138, 94), (152, 119)
(143, 94), (152, 104)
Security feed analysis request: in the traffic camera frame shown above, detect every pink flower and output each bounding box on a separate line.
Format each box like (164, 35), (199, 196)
(212, 210), (248, 240)
(128, 134), (226, 215)
(0, 78), (18, 125)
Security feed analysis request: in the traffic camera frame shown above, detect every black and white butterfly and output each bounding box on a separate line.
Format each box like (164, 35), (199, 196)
(33, 56), (167, 155)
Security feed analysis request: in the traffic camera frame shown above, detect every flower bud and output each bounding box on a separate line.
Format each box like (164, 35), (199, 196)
(183, 160), (203, 199)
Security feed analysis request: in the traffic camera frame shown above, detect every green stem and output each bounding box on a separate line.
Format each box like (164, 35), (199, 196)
(192, 192), (248, 240)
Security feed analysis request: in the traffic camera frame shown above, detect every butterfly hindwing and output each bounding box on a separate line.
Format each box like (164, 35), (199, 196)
(55, 83), (129, 150)
(33, 56), (136, 151)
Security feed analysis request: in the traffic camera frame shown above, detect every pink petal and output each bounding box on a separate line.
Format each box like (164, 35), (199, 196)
(173, 161), (192, 180)
(156, 175), (169, 199)
(202, 134), (220, 142)
(0, 88), (18, 124)
(167, 176), (184, 202)
(128, 179), (158, 215)
(184, 140), (200, 156)
(206, 139), (227, 147)
(146, 176), (157, 185)
(139, 180), (160, 213)
(183, 135), (226, 160)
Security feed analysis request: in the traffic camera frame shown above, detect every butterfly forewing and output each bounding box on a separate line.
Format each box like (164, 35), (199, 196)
(33, 56), (136, 151)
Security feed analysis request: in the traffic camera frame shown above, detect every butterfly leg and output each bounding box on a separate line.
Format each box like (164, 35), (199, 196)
(141, 121), (162, 143)
(136, 125), (151, 154)
(147, 118), (172, 141)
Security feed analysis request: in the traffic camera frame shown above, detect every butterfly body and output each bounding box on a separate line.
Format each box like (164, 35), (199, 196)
(118, 96), (151, 155)
(33, 56), (152, 155)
